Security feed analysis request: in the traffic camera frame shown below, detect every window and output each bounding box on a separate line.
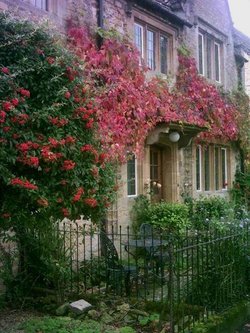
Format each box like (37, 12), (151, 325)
(204, 146), (210, 191)
(196, 146), (202, 191)
(214, 42), (221, 82)
(198, 31), (222, 83)
(214, 147), (219, 190)
(221, 148), (227, 189)
(127, 155), (137, 196)
(196, 145), (229, 192)
(134, 23), (143, 58)
(147, 30), (155, 70)
(198, 33), (205, 76)
(31, 0), (48, 10)
(134, 19), (172, 74)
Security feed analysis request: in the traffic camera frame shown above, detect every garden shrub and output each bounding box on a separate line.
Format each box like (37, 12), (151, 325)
(131, 199), (190, 235)
(0, 13), (117, 301)
(146, 202), (190, 234)
(190, 196), (232, 229)
(231, 168), (250, 217)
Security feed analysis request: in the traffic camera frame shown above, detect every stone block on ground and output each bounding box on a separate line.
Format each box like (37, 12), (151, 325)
(69, 299), (92, 314)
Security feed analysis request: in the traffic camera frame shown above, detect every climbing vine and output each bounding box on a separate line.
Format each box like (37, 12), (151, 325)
(67, 26), (241, 161)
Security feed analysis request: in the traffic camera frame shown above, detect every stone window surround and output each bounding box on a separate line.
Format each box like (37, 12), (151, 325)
(132, 9), (177, 76)
(195, 144), (230, 193)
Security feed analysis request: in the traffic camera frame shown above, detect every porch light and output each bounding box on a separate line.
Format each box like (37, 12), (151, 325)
(169, 131), (180, 142)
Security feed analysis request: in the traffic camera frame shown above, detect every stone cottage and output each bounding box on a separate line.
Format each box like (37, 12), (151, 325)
(1, 0), (247, 228)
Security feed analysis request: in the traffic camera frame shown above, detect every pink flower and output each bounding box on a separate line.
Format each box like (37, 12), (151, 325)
(10, 113), (29, 125)
(10, 177), (38, 190)
(84, 198), (97, 208)
(28, 157), (39, 167)
(16, 142), (30, 152)
(81, 144), (94, 152)
(61, 160), (76, 171)
(64, 91), (71, 99)
(72, 187), (84, 202)
(86, 119), (94, 128)
(2, 101), (13, 111)
(46, 57), (55, 64)
(1, 67), (9, 74)
(65, 136), (76, 144)
(99, 153), (107, 164)
(48, 137), (60, 147)
(49, 117), (68, 127)
(0, 110), (6, 123)
(62, 208), (70, 217)
(11, 98), (19, 107)
(37, 198), (49, 207)
(19, 89), (30, 98)
(41, 148), (58, 162)
(3, 126), (10, 132)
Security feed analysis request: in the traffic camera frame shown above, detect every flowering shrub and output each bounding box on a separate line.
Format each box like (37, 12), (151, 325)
(0, 13), (116, 226)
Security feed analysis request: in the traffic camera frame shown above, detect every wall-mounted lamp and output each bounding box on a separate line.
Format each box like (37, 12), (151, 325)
(169, 131), (180, 143)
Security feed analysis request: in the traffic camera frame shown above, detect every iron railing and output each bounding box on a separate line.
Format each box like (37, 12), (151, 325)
(1, 220), (249, 332)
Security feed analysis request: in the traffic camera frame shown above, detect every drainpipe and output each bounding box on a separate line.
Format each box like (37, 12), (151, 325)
(98, 0), (104, 29)
(97, 0), (104, 48)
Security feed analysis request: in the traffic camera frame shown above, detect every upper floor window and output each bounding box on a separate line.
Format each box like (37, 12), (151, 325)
(198, 31), (222, 83)
(134, 19), (173, 75)
(31, 0), (48, 10)
(127, 154), (137, 197)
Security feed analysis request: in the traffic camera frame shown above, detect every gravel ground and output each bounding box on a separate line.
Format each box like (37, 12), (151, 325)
(0, 309), (39, 333)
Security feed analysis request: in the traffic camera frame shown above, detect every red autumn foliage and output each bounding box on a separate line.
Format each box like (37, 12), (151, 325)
(67, 27), (239, 160)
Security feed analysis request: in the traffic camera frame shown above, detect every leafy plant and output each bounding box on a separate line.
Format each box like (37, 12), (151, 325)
(139, 313), (159, 326)
(20, 317), (101, 333)
(146, 202), (190, 235)
(79, 257), (107, 289)
(130, 195), (151, 233)
(190, 196), (231, 229)
(119, 326), (136, 333)
(231, 168), (250, 215)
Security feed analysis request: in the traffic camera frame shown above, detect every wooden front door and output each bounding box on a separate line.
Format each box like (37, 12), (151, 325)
(150, 146), (163, 202)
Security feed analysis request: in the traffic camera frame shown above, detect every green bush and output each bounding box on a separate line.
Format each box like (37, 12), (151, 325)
(231, 169), (250, 217)
(146, 202), (190, 234)
(190, 196), (231, 229)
